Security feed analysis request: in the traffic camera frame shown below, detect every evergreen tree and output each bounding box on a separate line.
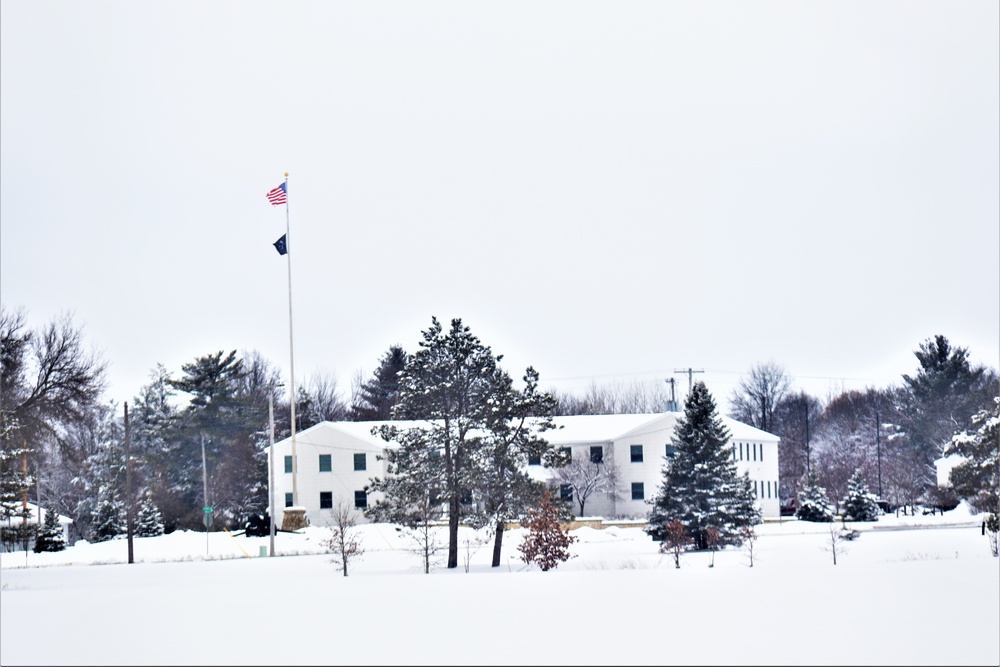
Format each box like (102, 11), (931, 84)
(475, 366), (564, 567)
(33, 505), (67, 552)
(645, 381), (760, 550)
(350, 345), (408, 421)
(899, 336), (995, 488)
(796, 471), (834, 522)
(373, 318), (508, 569)
(91, 484), (125, 542)
(944, 396), (999, 541)
(134, 492), (165, 537)
(168, 350), (264, 532)
(841, 468), (881, 522)
(517, 490), (577, 571)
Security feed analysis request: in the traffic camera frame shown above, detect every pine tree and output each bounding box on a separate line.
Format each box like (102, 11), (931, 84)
(33, 505), (67, 552)
(842, 468), (881, 522)
(375, 318), (507, 569)
(517, 490), (577, 571)
(899, 336), (994, 485)
(134, 492), (165, 537)
(796, 470), (834, 522)
(477, 366), (564, 567)
(645, 381), (760, 550)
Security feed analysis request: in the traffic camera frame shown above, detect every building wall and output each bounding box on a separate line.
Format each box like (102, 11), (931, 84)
(271, 417), (782, 527)
(270, 425), (388, 529)
(548, 434), (781, 520)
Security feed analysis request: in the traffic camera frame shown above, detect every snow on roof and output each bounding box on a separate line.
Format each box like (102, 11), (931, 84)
(276, 413), (779, 451)
(1, 502), (73, 527)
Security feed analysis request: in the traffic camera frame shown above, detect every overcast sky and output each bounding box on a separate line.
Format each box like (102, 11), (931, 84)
(2, 1), (997, 413)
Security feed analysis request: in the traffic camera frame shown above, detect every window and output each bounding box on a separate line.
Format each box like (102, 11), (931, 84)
(590, 446), (603, 464)
(630, 445), (643, 463)
(561, 447), (572, 461)
(760, 445), (764, 462)
(320, 491), (333, 509)
(354, 490), (367, 509)
(354, 453), (366, 471)
(560, 484), (573, 502)
(665, 445), (677, 458)
(753, 443), (757, 461)
(528, 453), (541, 466)
(739, 443), (743, 461)
(284, 455), (293, 474)
(631, 482), (644, 501)
(319, 454), (331, 472)
(767, 480), (771, 499)
(284, 492), (293, 508)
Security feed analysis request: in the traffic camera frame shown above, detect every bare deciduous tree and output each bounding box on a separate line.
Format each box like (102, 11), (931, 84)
(326, 500), (364, 576)
(729, 361), (791, 434)
(660, 519), (690, 569)
(741, 524), (758, 568)
(551, 453), (622, 517)
(402, 521), (448, 575)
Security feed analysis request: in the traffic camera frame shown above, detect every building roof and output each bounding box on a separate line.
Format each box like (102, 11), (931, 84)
(275, 413), (779, 450)
(0, 502), (73, 528)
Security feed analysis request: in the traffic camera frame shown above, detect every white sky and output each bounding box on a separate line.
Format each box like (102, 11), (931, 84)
(2, 1), (998, 411)
(2, 508), (998, 665)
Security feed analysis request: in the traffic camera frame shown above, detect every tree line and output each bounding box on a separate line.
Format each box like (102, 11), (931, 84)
(2, 303), (997, 558)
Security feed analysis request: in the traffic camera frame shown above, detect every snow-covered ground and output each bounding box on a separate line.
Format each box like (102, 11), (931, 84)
(2, 503), (997, 666)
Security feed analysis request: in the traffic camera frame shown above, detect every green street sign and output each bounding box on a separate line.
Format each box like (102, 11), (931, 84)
(203, 506), (213, 513)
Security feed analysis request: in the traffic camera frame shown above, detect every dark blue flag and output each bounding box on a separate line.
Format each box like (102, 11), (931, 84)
(273, 234), (287, 255)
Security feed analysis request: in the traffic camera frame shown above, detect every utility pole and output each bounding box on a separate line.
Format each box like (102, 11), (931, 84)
(804, 403), (811, 476)
(125, 402), (134, 564)
(674, 368), (704, 396)
(666, 378), (678, 411)
(268, 388), (279, 557)
(201, 433), (210, 556)
(875, 411), (882, 499)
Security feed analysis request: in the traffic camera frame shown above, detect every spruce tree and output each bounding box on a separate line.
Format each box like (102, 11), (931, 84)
(645, 381), (760, 550)
(91, 485), (125, 542)
(944, 396), (999, 554)
(350, 345), (408, 421)
(842, 468), (881, 522)
(134, 492), (165, 537)
(796, 471), (834, 522)
(33, 506), (67, 552)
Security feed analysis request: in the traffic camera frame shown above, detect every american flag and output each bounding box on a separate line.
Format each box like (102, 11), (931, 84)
(266, 182), (287, 206)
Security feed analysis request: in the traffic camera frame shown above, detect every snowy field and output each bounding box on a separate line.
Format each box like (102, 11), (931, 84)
(1, 504), (997, 666)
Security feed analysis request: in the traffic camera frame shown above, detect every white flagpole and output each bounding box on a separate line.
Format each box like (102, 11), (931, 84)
(283, 171), (298, 507)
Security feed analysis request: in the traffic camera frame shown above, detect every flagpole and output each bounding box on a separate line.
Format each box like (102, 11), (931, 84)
(283, 171), (298, 508)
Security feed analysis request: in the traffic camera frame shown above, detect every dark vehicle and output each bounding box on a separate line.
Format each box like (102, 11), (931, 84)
(780, 497), (799, 517)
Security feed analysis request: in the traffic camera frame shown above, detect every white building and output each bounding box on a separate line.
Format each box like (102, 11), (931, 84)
(0, 502), (73, 552)
(268, 412), (781, 529)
